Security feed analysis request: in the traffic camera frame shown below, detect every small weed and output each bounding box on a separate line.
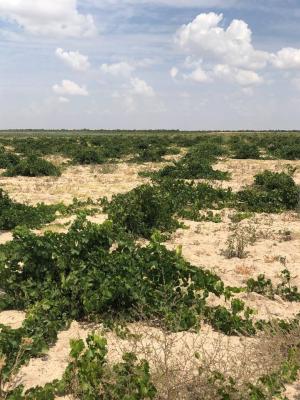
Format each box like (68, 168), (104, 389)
(247, 267), (300, 302)
(222, 223), (257, 259)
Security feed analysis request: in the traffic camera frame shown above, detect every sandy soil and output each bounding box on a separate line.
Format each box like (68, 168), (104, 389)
(14, 320), (255, 392)
(285, 380), (300, 400)
(215, 158), (300, 191)
(0, 310), (25, 329)
(166, 211), (300, 287)
(0, 162), (162, 205)
(164, 210), (300, 321)
(0, 158), (300, 397)
(0, 231), (13, 244)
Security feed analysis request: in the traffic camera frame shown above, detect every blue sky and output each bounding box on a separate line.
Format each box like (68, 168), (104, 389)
(0, 0), (300, 130)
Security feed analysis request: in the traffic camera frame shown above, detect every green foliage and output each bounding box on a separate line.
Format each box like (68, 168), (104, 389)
(277, 269), (300, 302)
(232, 142), (260, 159)
(61, 333), (157, 399)
(1, 131), (300, 400)
(237, 171), (299, 212)
(2, 130), (300, 163)
(72, 147), (105, 164)
(247, 274), (274, 298)
(0, 217), (259, 383)
(2, 335), (156, 400)
(200, 348), (300, 400)
(103, 180), (233, 237)
(157, 159), (230, 180)
(229, 212), (253, 223)
(178, 209), (222, 223)
(153, 143), (229, 180)
(0, 189), (59, 230)
(0, 149), (20, 169)
(4, 155), (61, 177)
(102, 184), (181, 238)
(0, 218), (224, 330)
(205, 299), (255, 335)
(132, 145), (167, 162)
(247, 269), (300, 302)
(273, 144), (300, 160)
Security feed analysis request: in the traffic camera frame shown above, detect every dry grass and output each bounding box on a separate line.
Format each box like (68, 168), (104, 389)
(10, 320), (299, 400)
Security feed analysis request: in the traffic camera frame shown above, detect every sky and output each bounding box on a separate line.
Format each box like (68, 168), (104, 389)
(0, 0), (300, 130)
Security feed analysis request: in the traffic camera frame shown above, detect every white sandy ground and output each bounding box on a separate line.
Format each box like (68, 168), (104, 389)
(0, 231), (13, 244)
(0, 312), (299, 398)
(0, 158), (300, 397)
(0, 311), (25, 329)
(285, 380), (300, 400)
(0, 161), (162, 205)
(2, 317), (257, 392)
(215, 158), (300, 191)
(166, 211), (300, 288)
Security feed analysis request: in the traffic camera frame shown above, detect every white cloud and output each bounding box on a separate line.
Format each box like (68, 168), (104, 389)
(172, 12), (300, 88)
(184, 66), (211, 83)
(272, 48), (300, 69)
(89, 0), (237, 8)
(100, 62), (135, 78)
(56, 48), (90, 71)
(0, 0), (96, 37)
(111, 77), (156, 114)
(58, 96), (70, 103)
(214, 64), (263, 86)
(130, 77), (155, 97)
(176, 12), (269, 70)
(170, 67), (179, 79)
(234, 69), (262, 86)
(53, 80), (89, 96)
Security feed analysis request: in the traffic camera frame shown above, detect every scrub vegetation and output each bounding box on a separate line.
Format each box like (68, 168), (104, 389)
(0, 130), (300, 399)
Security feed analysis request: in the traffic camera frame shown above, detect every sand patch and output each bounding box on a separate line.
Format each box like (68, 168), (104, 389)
(16, 321), (255, 392)
(0, 162), (163, 206)
(0, 231), (13, 244)
(0, 310), (26, 329)
(214, 158), (300, 191)
(166, 212), (300, 288)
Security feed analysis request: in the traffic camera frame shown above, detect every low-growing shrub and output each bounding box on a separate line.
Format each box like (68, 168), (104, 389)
(4, 155), (61, 177)
(147, 141), (230, 180)
(272, 144), (300, 160)
(237, 171), (299, 212)
(0, 150), (20, 169)
(205, 299), (255, 335)
(102, 184), (181, 238)
(178, 208), (222, 223)
(246, 274), (274, 298)
(247, 269), (300, 302)
(0, 217), (258, 380)
(156, 158), (230, 180)
(102, 180), (233, 237)
(132, 146), (167, 163)
(62, 333), (157, 399)
(1, 334), (157, 400)
(0, 189), (58, 230)
(229, 212), (253, 223)
(232, 143), (260, 159)
(72, 148), (105, 164)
